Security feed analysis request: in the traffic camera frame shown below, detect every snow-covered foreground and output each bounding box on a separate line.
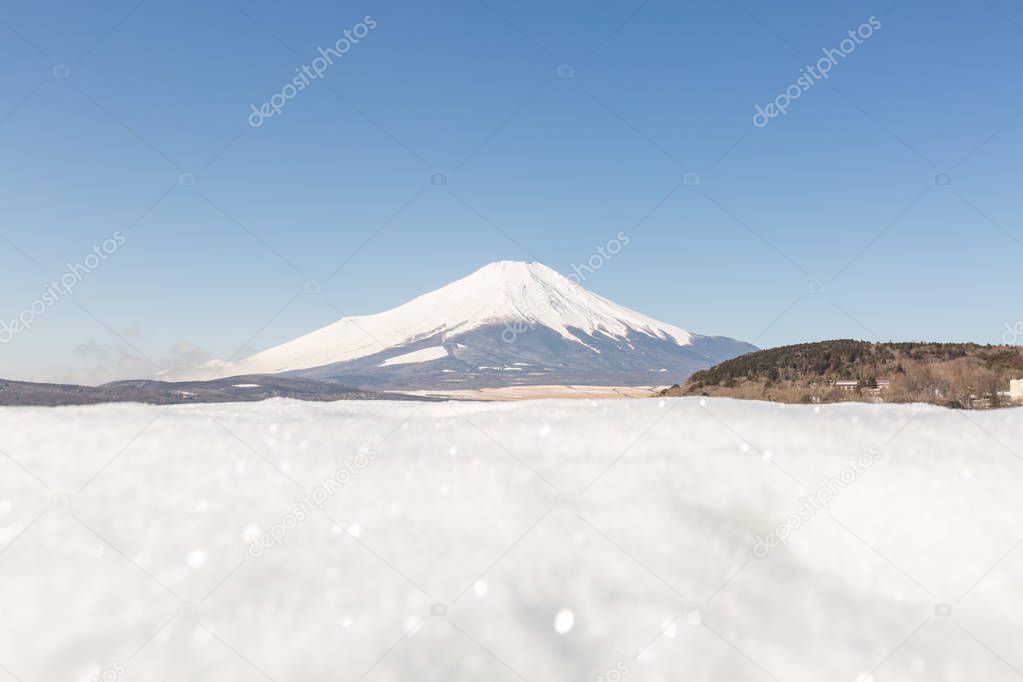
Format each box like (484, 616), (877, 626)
(1, 398), (1022, 682)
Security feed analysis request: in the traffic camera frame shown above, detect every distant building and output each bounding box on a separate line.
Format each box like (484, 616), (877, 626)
(1010, 379), (1023, 403)
(866, 379), (890, 401)
(834, 380), (859, 392)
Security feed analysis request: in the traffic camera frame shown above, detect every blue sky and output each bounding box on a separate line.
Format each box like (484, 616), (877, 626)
(1, 0), (1022, 383)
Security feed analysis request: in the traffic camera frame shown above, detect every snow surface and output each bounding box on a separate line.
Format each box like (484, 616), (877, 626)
(378, 345), (449, 367)
(2, 398), (1022, 681)
(195, 261), (697, 378)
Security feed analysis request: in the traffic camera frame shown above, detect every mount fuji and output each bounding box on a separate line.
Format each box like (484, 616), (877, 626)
(198, 261), (757, 390)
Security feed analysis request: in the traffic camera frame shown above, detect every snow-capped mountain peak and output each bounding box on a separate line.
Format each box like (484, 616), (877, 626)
(395, 260), (694, 345)
(195, 261), (754, 386)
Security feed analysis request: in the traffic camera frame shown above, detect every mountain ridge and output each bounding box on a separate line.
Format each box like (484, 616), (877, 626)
(662, 339), (1023, 409)
(0, 375), (434, 407)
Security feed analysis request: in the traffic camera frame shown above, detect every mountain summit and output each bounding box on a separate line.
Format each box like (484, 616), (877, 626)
(199, 261), (756, 389)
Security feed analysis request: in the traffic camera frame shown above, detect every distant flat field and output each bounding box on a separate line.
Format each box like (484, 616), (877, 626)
(408, 385), (667, 400)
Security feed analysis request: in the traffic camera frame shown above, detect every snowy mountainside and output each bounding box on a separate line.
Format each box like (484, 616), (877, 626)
(197, 261), (756, 388)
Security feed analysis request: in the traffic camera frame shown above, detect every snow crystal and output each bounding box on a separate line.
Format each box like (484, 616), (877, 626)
(554, 608), (574, 634)
(186, 550), (207, 568)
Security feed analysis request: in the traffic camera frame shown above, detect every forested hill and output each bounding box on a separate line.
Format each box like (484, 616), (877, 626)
(662, 340), (1023, 408)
